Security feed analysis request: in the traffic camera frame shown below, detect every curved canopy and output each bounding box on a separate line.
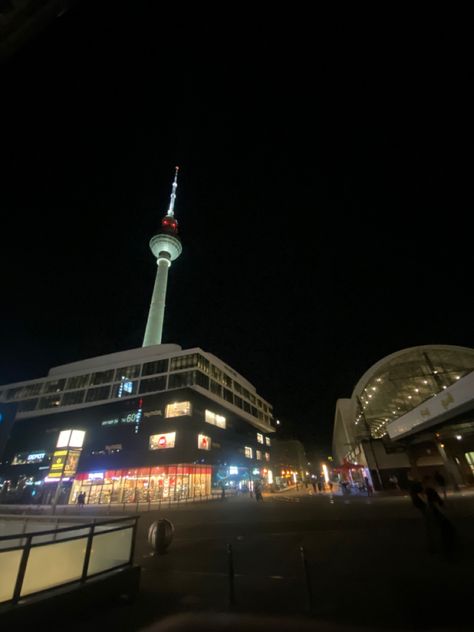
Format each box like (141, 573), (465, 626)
(351, 345), (474, 439)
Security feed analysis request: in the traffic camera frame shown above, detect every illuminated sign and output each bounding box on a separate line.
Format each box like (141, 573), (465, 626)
(56, 429), (85, 448)
(101, 412), (140, 427)
(27, 452), (45, 462)
(88, 472), (105, 480)
(198, 434), (211, 450)
(229, 466), (239, 475)
(47, 450), (68, 478)
(149, 432), (176, 450)
(63, 449), (81, 477)
(57, 430), (72, 448)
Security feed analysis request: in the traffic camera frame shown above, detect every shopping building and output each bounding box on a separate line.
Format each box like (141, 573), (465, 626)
(0, 169), (275, 504)
(332, 345), (474, 490)
(0, 344), (274, 504)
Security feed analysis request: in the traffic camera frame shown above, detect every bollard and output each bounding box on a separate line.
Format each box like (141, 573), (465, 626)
(227, 543), (235, 607)
(148, 518), (174, 555)
(299, 545), (313, 613)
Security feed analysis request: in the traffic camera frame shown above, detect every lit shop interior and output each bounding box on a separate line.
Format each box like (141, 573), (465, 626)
(69, 464), (212, 504)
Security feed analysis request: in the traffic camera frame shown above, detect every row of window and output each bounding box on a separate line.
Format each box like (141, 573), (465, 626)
(148, 431), (270, 462)
(3, 353), (272, 415)
(13, 372), (273, 426)
(244, 446), (270, 461)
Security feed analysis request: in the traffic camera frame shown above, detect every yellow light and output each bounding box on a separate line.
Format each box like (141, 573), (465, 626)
(322, 464), (329, 484)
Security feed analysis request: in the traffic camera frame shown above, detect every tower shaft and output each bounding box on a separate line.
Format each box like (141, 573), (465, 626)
(143, 256), (171, 346)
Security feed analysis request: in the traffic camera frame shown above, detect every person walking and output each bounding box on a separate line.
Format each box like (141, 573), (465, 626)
(364, 476), (373, 497)
(254, 480), (263, 502)
(434, 470), (447, 500)
(423, 476), (456, 555)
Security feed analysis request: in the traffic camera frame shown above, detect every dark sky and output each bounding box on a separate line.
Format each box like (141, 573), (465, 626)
(0, 5), (472, 453)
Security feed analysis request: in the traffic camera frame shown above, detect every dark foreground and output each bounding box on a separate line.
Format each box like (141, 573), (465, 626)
(15, 490), (474, 631)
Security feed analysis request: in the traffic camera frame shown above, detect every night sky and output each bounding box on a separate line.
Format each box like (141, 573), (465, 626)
(1, 5), (472, 453)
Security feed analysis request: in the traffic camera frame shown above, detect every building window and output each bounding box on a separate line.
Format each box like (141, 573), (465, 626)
(139, 376), (167, 394)
(38, 395), (61, 409)
(90, 370), (114, 386)
(66, 374), (90, 390)
(62, 391), (86, 406)
(244, 446), (253, 459)
(257, 433), (264, 444)
(170, 354), (199, 371)
(223, 388), (233, 403)
(205, 410), (226, 429)
(235, 396), (243, 409)
(195, 371), (210, 390)
(114, 365), (140, 381)
(149, 432), (176, 450)
(234, 382), (242, 395)
(223, 374), (232, 389)
(210, 380), (222, 397)
(265, 452), (270, 462)
(17, 399), (39, 412)
(85, 386), (111, 402)
(256, 450), (262, 460)
(43, 379), (66, 394)
(265, 437), (271, 446)
(198, 434), (211, 450)
(169, 371), (194, 389)
(243, 400), (251, 413)
(165, 401), (191, 418)
(142, 358), (169, 376)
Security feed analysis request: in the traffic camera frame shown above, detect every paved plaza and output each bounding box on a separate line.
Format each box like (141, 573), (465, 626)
(52, 487), (474, 631)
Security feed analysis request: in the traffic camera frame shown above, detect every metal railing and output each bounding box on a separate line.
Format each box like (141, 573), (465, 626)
(0, 515), (138, 605)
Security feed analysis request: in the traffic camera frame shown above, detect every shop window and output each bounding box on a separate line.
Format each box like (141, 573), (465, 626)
(198, 434), (211, 450)
(205, 410), (226, 429)
(165, 401), (191, 418)
(150, 432), (176, 449)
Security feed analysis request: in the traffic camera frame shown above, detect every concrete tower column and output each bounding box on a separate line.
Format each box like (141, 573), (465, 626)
(143, 255), (171, 346)
(142, 167), (182, 347)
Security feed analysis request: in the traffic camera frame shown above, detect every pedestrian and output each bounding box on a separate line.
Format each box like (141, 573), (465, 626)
(220, 484), (226, 501)
(254, 480), (263, 502)
(434, 470), (447, 500)
(311, 480), (317, 493)
(423, 476), (456, 555)
(77, 491), (85, 507)
(364, 476), (373, 497)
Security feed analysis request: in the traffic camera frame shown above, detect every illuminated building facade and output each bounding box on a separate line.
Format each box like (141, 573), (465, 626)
(0, 169), (275, 504)
(0, 346), (275, 504)
(333, 345), (474, 490)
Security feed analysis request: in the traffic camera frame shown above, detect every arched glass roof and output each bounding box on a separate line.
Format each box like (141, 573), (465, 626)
(351, 345), (474, 439)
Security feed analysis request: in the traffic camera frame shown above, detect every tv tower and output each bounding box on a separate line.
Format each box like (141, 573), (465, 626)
(143, 166), (182, 347)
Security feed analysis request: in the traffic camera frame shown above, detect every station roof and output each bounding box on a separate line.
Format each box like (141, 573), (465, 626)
(351, 345), (474, 439)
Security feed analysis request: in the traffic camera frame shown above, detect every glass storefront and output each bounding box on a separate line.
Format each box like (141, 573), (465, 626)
(69, 464), (212, 504)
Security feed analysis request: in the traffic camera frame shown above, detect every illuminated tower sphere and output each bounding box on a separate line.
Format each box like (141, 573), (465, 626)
(143, 167), (183, 347)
